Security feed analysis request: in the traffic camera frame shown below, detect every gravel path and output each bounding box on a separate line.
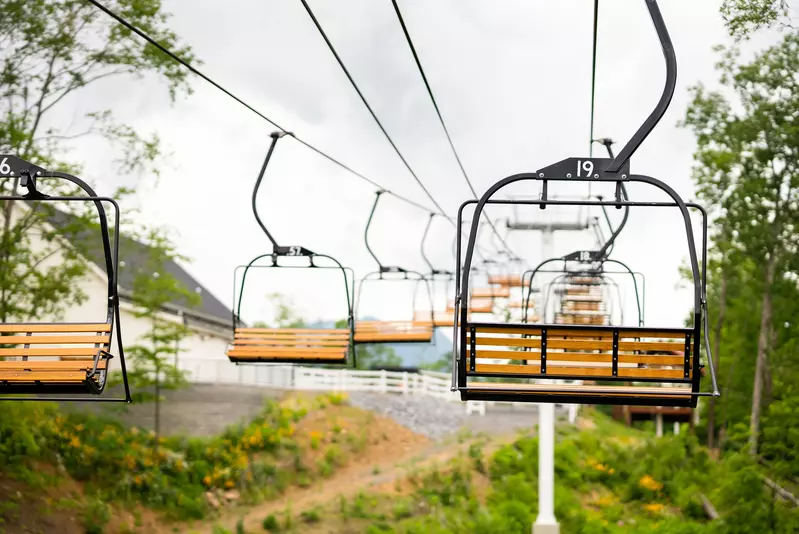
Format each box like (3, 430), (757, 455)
(346, 392), (469, 440)
(346, 392), (570, 440)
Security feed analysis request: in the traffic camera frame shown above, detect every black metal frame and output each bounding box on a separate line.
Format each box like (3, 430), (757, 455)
(231, 132), (356, 365)
(0, 156), (131, 402)
(233, 256), (356, 364)
(450, 0), (720, 407)
(355, 191), (435, 343)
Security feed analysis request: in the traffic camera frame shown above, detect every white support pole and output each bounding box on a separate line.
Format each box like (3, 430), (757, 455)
(567, 403), (578, 425)
(656, 413), (664, 438)
(673, 421), (680, 436)
(534, 401), (559, 534)
(534, 228), (559, 534)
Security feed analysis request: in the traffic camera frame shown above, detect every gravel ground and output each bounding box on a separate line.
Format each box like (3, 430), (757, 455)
(346, 392), (569, 440)
(346, 392), (469, 440)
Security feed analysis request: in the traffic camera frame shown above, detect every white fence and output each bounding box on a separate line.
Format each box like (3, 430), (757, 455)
(176, 357), (579, 421)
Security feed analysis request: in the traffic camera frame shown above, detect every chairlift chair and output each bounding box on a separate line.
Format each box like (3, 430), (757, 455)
(0, 156), (131, 401)
(452, 0), (720, 407)
(227, 133), (356, 365)
(353, 192), (435, 344)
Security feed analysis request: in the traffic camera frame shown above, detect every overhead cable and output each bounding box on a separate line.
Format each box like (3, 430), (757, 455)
(389, 0), (518, 258)
(87, 0), (443, 216)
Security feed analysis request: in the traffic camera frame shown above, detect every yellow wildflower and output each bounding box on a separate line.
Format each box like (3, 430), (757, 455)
(643, 503), (664, 514)
(134, 475), (143, 485)
(224, 480), (234, 489)
(69, 436), (81, 448)
(639, 475), (663, 492)
(203, 475), (212, 486)
(74, 424), (84, 432)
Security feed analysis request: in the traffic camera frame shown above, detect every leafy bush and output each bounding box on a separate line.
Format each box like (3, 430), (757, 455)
(82, 496), (111, 534)
(0, 393), (345, 520)
(262, 513), (280, 531)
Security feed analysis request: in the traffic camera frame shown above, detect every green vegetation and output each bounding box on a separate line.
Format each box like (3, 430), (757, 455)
(118, 228), (200, 438)
(304, 411), (799, 533)
(681, 11), (799, 469)
(0, 393), (353, 523)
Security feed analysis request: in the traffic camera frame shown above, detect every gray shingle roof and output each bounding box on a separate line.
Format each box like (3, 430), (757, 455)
(43, 207), (232, 326)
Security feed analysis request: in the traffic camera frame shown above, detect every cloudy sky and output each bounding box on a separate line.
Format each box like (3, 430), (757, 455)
(55, 1), (780, 330)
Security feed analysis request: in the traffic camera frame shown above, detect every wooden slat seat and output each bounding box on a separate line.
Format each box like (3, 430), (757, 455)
(486, 274), (526, 288)
(561, 300), (604, 312)
(354, 321), (433, 343)
(413, 311), (467, 328)
(555, 314), (609, 325)
(0, 323), (112, 394)
(471, 287), (511, 299)
(458, 322), (698, 407)
(446, 299), (494, 314)
(507, 300), (535, 310)
(227, 328), (350, 364)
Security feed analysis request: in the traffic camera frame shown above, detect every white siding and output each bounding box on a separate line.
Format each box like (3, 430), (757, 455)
(4, 203), (232, 372)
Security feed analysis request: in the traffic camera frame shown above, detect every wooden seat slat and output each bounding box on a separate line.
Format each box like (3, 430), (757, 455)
(464, 382), (692, 397)
(472, 349), (687, 365)
(234, 328), (350, 334)
(0, 348), (102, 357)
(228, 346), (347, 354)
(474, 363), (685, 379)
(234, 340), (348, 347)
(227, 351), (347, 360)
(0, 323), (111, 333)
(0, 361), (107, 371)
(467, 336), (688, 352)
(354, 333), (433, 342)
(0, 335), (110, 345)
(471, 287), (511, 299)
(487, 275), (526, 287)
(0, 372), (97, 382)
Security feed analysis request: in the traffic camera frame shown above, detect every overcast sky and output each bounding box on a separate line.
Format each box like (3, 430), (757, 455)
(54, 1), (782, 330)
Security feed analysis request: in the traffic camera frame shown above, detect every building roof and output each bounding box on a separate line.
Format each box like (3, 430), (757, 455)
(43, 207), (232, 327)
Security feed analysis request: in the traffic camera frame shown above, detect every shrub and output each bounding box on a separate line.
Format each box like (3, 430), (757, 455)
(82, 496), (111, 534)
(262, 514), (280, 532)
(300, 507), (321, 523)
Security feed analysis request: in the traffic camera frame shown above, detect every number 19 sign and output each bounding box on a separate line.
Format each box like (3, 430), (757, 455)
(535, 157), (630, 180)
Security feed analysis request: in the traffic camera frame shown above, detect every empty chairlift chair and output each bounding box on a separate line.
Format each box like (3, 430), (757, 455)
(226, 132), (355, 365)
(451, 0), (719, 407)
(0, 156), (131, 401)
(354, 192), (434, 344)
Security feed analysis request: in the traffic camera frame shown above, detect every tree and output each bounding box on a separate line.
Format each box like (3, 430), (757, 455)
(681, 33), (799, 455)
(720, 0), (792, 38)
(121, 229), (200, 442)
(0, 0), (194, 323)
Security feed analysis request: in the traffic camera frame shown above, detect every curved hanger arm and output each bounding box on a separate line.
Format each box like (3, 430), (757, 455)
(252, 132), (287, 251)
(607, 0), (676, 173)
(594, 138), (630, 259)
(421, 213), (452, 277)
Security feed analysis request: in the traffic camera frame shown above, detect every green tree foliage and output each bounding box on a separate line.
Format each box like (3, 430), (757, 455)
(720, 0), (792, 38)
(0, 0), (194, 322)
(121, 229), (200, 437)
(682, 32), (799, 455)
